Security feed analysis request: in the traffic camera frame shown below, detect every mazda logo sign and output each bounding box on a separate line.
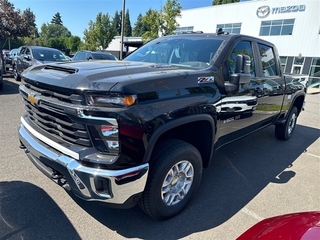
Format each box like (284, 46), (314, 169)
(257, 5), (270, 18)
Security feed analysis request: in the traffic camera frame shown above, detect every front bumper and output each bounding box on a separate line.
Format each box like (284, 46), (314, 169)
(18, 118), (149, 208)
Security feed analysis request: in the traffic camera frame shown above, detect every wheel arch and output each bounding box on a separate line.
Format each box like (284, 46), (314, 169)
(292, 93), (305, 115)
(143, 114), (216, 168)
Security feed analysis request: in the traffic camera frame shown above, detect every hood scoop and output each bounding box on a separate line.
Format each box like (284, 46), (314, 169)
(44, 65), (78, 74)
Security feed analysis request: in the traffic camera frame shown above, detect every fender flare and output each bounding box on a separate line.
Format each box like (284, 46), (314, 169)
(143, 114), (216, 164)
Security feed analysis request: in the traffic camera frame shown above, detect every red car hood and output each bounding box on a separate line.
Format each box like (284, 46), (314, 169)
(237, 212), (320, 240)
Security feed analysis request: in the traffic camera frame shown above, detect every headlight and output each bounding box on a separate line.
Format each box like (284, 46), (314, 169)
(86, 93), (137, 107)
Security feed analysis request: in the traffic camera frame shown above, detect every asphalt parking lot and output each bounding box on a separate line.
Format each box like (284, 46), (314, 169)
(0, 74), (319, 240)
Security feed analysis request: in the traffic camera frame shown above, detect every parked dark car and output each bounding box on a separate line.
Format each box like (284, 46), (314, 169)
(13, 46), (69, 81)
(72, 50), (118, 61)
(4, 48), (18, 71)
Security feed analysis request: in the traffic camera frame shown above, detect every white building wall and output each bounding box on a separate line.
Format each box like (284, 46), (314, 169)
(107, 36), (142, 52)
(177, 0), (320, 57)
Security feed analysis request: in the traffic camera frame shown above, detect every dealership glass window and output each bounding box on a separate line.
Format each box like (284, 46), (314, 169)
(174, 26), (194, 34)
(312, 57), (320, 66)
(309, 59), (320, 78)
(294, 57), (304, 65)
(259, 19), (295, 36)
(293, 66), (301, 74)
(309, 58), (320, 88)
(291, 56), (305, 74)
(216, 23), (241, 34)
(258, 43), (278, 76)
(280, 56), (287, 73)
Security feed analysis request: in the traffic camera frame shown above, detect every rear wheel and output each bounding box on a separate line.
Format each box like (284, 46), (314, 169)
(139, 139), (202, 220)
(13, 65), (21, 81)
(275, 106), (298, 140)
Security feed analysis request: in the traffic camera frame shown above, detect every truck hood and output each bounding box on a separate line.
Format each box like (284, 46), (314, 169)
(22, 60), (197, 93)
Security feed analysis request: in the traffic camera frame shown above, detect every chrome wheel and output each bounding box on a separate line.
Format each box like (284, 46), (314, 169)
(161, 160), (194, 206)
(288, 112), (297, 135)
(139, 139), (202, 220)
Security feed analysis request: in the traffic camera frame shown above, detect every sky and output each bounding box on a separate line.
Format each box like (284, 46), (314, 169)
(10, 0), (248, 39)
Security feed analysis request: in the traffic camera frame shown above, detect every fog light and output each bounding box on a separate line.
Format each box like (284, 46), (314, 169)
(93, 177), (112, 198)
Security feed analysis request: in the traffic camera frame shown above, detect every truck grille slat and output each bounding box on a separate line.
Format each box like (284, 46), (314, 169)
(21, 89), (92, 147)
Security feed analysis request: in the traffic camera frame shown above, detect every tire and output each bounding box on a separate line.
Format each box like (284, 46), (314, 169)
(13, 65), (21, 81)
(275, 106), (298, 140)
(139, 139), (202, 220)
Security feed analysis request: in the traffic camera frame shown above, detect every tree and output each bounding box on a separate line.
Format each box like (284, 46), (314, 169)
(133, 0), (182, 41)
(124, 9), (132, 37)
(160, 0), (182, 36)
(47, 37), (65, 50)
(141, 9), (160, 42)
(212, 0), (240, 5)
(22, 8), (38, 37)
(83, 12), (116, 50)
(65, 36), (81, 53)
(40, 23), (71, 46)
(40, 23), (71, 39)
(51, 12), (63, 25)
(0, 0), (31, 71)
(83, 20), (96, 50)
(132, 14), (145, 37)
(112, 11), (121, 35)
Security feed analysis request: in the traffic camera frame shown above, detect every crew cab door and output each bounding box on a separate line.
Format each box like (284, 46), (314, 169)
(252, 42), (284, 123)
(217, 40), (260, 141)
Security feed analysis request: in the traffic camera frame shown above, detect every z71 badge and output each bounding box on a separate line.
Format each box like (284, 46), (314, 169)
(198, 76), (215, 84)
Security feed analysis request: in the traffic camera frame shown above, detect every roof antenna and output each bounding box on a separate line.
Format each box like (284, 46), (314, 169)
(216, 28), (229, 35)
(216, 28), (224, 35)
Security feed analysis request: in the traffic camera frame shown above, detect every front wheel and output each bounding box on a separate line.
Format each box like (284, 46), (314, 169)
(275, 106), (298, 140)
(139, 139), (202, 220)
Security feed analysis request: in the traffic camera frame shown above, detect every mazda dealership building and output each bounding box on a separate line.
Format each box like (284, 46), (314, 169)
(176, 0), (320, 87)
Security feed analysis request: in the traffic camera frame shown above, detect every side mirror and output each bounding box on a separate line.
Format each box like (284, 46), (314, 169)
(24, 55), (31, 61)
(225, 54), (251, 94)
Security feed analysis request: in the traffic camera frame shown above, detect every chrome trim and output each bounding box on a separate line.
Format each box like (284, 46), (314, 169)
(76, 108), (118, 123)
(21, 117), (80, 160)
(20, 85), (118, 123)
(89, 177), (112, 199)
(19, 124), (149, 204)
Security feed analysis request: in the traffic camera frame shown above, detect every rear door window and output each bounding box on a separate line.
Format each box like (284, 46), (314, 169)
(257, 43), (279, 77)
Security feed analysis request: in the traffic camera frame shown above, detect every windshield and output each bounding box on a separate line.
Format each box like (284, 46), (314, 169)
(32, 49), (69, 62)
(124, 36), (223, 69)
(92, 53), (117, 60)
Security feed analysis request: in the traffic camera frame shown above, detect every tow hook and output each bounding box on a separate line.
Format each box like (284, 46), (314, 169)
(52, 171), (63, 179)
(19, 142), (26, 149)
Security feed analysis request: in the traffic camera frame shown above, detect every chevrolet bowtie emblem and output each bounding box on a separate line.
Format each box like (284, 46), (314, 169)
(28, 94), (39, 106)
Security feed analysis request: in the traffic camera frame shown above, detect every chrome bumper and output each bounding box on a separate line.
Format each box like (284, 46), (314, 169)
(18, 119), (149, 206)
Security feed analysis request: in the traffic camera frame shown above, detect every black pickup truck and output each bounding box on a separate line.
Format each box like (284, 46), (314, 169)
(18, 32), (306, 220)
